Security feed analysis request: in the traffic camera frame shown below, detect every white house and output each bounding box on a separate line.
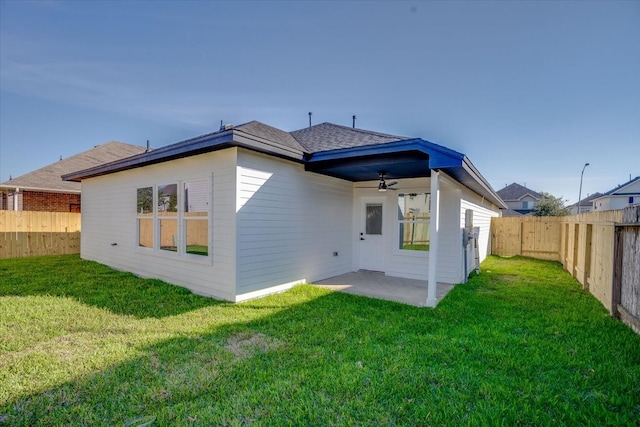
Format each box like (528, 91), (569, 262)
(63, 121), (506, 307)
(592, 176), (640, 212)
(568, 192), (602, 215)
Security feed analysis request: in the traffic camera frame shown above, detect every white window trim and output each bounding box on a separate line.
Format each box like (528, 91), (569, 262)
(135, 177), (213, 265)
(394, 192), (431, 256)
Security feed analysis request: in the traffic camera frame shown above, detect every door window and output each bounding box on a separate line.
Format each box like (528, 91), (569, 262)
(366, 204), (383, 235)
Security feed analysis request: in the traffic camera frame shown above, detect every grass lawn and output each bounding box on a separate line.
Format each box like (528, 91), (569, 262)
(401, 243), (429, 251)
(1, 255), (639, 426)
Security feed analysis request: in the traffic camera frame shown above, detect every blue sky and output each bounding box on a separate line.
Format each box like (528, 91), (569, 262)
(1, 0), (638, 204)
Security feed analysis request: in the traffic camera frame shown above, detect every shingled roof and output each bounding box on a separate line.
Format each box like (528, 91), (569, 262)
(568, 192), (603, 209)
(291, 122), (408, 152)
(0, 141), (146, 193)
(496, 183), (542, 201)
(236, 120), (306, 152)
(62, 121), (506, 209)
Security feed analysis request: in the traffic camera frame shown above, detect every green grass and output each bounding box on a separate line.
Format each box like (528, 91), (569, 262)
(401, 243), (430, 251)
(185, 245), (208, 256)
(1, 255), (639, 426)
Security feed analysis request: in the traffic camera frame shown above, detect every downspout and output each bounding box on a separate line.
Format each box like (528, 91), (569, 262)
(13, 187), (20, 211)
(426, 170), (440, 307)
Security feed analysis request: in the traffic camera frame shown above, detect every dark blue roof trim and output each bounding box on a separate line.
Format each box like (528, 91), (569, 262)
(600, 176), (640, 196)
(305, 138), (464, 169)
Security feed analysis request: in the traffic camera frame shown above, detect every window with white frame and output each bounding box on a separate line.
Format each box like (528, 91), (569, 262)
(397, 193), (430, 251)
(136, 177), (211, 258)
(158, 183), (178, 252)
(183, 179), (209, 256)
(137, 187), (153, 248)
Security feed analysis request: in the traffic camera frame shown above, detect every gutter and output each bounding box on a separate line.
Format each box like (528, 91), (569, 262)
(63, 128), (307, 183)
(0, 185), (81, 194)
(461, 157), (507, 209)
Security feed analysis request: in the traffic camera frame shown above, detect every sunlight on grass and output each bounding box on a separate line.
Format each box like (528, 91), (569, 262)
(1, 254), (639, 426)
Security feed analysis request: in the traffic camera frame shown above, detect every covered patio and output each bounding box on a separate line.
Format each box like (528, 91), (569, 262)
(314, 271), (456, 307)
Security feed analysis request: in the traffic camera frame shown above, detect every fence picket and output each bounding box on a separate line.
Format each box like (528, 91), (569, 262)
(0, 211), (81, 259)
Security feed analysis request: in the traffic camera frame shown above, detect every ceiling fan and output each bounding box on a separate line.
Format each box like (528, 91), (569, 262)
(378, 172), (398, 192)
(355, 172), (398, 192)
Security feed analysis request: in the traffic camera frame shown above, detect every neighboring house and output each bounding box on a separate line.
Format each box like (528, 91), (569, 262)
(63, 121), (506, 307)
(0, 141), (146, 212)
(500, 208), (524, 217)
(592, 176), (640, 212)
(568, 192), (602, 215)
(496, 183), (542, 215)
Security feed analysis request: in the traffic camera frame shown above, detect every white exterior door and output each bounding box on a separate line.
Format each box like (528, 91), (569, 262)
(359, 197), (386, 271)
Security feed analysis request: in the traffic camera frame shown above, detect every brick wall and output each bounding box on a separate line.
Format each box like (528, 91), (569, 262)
(21, 191), (81, 212)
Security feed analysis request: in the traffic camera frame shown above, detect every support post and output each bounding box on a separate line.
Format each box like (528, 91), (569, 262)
(427, 170), (440, 307)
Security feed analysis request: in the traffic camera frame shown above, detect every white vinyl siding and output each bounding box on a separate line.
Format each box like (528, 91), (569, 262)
(79, 143), (502, 302)
(80, 149), (237, 300)
(354, 174), (499, 285)
(355, 177), (459, 284)
(235, 150), (353, 295)
(366, 178), (429, 280)
(433, 180), (463, 284)
(460, 187), (501, 280)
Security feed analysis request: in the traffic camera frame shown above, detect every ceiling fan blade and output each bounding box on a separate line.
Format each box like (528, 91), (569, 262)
(387, 181), (398, 187)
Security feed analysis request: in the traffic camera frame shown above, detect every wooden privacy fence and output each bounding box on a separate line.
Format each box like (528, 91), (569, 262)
(0, 211), (81, 259)
(492, 206), (640, 333)
(614, 207), (640, 333)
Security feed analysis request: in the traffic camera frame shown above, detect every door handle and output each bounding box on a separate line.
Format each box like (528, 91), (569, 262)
(360, 237), (365, 240)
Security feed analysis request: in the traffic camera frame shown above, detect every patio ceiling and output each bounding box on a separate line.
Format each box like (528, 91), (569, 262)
(304, 150), (431, 182)
(303, 138), (463, 181)
(304, 138), (506, 208)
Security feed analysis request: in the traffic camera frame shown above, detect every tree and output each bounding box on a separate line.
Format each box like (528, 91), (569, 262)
(533, 192), (570, 216)
(137, 187), (153, 214)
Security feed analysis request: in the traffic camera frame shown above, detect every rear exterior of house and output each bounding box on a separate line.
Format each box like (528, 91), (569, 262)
(65, 122), (504, 305)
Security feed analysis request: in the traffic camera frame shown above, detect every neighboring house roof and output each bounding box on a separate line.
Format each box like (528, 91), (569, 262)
(496, 183), (542, 201)
(63, 121), (507, 209)
(592, 176), (640, 200)
(0, 141), (146, 193)
(500, 208), (523, 217)
(568, 192), (603, 209)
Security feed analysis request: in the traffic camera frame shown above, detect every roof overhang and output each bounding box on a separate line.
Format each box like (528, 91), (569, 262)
(63, 128), (305, 182)
(304, 138), (506, 208)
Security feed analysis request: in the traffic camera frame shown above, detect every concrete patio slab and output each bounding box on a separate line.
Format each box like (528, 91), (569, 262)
(314, 270), (455, 307)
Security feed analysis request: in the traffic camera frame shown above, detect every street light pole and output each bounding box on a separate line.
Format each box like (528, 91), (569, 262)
(578, 162), (590, 214)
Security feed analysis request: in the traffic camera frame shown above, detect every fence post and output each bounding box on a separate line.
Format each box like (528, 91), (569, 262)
(612, 226), (623, 318)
